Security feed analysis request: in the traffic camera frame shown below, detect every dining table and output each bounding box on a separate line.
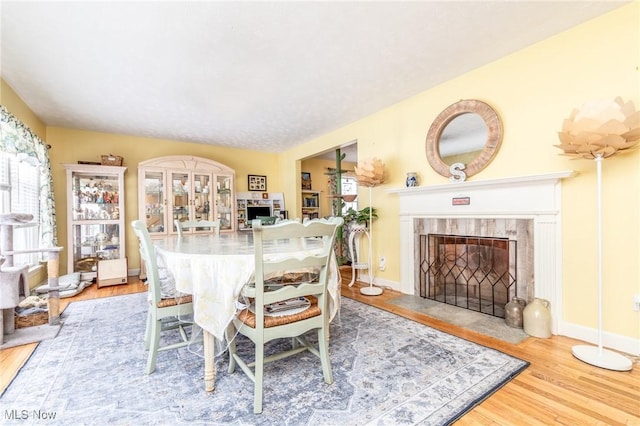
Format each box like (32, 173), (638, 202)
(153, 231), (341, 392)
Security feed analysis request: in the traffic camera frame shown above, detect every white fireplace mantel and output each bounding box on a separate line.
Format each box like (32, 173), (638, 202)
(386, 171), (576, 334)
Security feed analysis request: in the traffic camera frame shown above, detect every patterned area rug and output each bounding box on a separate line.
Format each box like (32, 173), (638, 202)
(0, 293), (528, 425)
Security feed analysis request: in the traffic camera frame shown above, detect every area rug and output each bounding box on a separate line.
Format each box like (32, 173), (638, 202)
(0, 292), (528, 425)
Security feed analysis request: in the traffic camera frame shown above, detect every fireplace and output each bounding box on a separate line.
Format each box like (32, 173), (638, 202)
(415, 216), (533, 318)
(387, 171), (574, 334)
(420, 233), (517, 318)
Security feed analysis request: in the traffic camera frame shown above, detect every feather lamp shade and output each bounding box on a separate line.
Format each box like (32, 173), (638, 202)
(354, 157), (386, 187)
(555, 97), (640, 158)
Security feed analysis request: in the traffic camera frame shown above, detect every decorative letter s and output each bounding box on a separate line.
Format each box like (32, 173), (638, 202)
(449, 163), (467, 182)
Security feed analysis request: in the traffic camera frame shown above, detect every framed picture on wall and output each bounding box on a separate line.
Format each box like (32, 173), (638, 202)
(248, 175), (267, 191)
(301, 172), (312, 190)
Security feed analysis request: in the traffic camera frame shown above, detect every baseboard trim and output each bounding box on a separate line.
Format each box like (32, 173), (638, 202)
(559, 322), (639, 357)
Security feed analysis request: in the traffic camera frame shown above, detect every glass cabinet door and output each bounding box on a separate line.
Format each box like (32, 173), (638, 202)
(143, 170), (165, 235)
(171, 171), (215, 233)
(193, 173), (213, 222)
(71, 172), (121, 222)
(216, 175), (233, 230)
(171, 171), (190, 232)
(71, 223), (121, 274)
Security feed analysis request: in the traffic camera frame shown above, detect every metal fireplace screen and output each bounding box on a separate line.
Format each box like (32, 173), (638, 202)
(419, 234), (517, 318)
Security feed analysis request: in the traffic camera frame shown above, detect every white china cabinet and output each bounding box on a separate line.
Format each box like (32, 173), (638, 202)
(138, 156), (235, 236)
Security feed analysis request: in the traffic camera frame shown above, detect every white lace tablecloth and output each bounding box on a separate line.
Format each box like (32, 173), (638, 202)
(154, 232), (341, 341)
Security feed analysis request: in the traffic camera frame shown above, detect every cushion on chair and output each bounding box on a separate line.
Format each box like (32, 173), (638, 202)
(236, 296), (320, 328)
(156, 294), (193, 308)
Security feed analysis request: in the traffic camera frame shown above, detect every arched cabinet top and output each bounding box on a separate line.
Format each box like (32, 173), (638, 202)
(138, 155), (235, 174)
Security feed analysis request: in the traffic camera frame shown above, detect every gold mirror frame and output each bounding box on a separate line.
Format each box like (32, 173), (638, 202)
(425, 99), (503, 179)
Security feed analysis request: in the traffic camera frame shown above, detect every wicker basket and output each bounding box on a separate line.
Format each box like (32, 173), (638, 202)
(101, 154), (123, 166)
(15, 311), (49, 328)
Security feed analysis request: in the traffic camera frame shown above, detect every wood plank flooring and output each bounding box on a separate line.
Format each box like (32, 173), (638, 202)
(1, 273), (638, 425)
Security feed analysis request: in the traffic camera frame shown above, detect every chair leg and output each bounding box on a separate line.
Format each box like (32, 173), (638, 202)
(318, 327), (333, 384)
(227, 326), (237, 374)
(144, 310), (152, 350)
(145, 318), (161, 374)
(254, 343), (264, 414)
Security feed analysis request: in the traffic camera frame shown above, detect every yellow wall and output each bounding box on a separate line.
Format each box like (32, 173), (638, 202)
(0, 80), (46, 139)
(2, 3), (638, 343)
(43, 127), (282, 271)
(282, 4), (640, 342)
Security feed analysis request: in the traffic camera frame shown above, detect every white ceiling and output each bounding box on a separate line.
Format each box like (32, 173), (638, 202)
(1, 1), (628, 159)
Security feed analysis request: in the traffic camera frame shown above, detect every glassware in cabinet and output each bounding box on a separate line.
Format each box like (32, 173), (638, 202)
(216, 175), (233, 230)
(193, 173), (213, 222)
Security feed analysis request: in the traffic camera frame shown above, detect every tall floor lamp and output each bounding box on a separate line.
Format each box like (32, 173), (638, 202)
(354, 157), (386, 296)
(556, 97), (639, 371)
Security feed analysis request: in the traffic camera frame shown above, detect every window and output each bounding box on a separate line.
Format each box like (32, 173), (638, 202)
(0, 152), (42, 266)
(0, 105), (57, 267)
(341, 176), (358, 214)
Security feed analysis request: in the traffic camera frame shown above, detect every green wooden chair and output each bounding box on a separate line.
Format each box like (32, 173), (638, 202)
(131, 220), (196, 374)
(227, 217), (343, 413)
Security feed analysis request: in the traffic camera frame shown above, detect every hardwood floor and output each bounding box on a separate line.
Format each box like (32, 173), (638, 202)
(1, 273), (638, 425)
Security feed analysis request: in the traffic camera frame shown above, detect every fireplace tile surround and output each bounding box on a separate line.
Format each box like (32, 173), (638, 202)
(387, 171), (575, 334)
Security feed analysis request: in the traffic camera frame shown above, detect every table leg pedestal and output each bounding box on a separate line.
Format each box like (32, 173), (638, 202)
(204, 330), (216, 392)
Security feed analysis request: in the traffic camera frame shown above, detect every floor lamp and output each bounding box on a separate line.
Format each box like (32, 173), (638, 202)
(556, 97), (638, 371)
(354, 157), (386, 296)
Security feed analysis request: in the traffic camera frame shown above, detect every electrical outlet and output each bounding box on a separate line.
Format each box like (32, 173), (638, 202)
(379, 256), (386, 271)
(633, 294), (640, 312)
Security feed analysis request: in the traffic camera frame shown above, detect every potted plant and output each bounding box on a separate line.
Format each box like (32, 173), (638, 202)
(343, 206), (377, 228)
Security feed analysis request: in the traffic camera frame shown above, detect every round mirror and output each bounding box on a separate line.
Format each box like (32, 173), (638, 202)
(426, 99), (503, 179)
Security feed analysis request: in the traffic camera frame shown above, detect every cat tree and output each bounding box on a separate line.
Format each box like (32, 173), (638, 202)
(0, 213), (62, 346)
